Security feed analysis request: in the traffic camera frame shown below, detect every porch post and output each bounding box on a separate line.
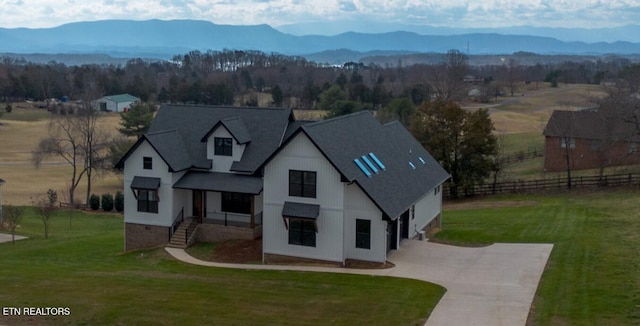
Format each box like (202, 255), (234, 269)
(250, 195), (255, 229)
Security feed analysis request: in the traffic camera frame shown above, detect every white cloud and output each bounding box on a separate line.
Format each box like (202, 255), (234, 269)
(0, 0), (638, 29)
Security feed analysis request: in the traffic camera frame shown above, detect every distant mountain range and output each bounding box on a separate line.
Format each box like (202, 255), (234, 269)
(276, 21), (640, 43)
(1, 19), (640, 65)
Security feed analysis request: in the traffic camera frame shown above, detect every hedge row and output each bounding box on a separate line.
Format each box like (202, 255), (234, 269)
(89, 191), (124, 212)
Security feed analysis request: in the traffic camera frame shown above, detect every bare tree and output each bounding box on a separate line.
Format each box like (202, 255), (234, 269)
(33, 190), (57, 239)
(490, 133), (508, 194)
(3, 205), (24, 244)
(33, 113), (86, 206)
(427, 50), (469, 101)
(77, 104), (112, 206)
(32, 105), (111, 207)
(506, 58), (521, 96)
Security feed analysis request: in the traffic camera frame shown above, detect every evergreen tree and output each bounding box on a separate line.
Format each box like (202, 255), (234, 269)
(118, 102), (154, 138)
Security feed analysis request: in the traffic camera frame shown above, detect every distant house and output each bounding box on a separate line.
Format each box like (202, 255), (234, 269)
(464, 75), (483, 84)
(116, 105), (449, 264)
(543, 110), (640, 172)
(93, 94), (139, 112)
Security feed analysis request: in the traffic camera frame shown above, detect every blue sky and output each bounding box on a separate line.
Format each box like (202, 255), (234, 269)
(1, 0), (639, 31)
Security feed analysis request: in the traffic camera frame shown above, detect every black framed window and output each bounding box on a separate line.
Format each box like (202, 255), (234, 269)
(288, 219), (316, 247)
(214, 137), (233, 156)
(221, 192), (251, 214)
(355, 219), (371, 249)
(137, 190), (158, 213)
(143, 157), (152, 170)
(289, 170), (317, 198)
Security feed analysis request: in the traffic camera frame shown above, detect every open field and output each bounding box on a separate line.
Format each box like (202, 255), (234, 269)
(479, 83), (605, 134)
(0, 209), (444, 325)
(0, 84), (612, 202)
(0, 109), (124, 205)
(437, 190), (640, 325)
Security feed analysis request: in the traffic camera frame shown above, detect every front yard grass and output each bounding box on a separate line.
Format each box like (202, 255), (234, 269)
(438, 190), (640, 325)
(0, 208), (444, 325)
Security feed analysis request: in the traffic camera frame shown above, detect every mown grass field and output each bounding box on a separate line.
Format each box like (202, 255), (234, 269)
(438, 190), (640, 325)
(0, 209), (444, 325)
(0, 108), (124, 205)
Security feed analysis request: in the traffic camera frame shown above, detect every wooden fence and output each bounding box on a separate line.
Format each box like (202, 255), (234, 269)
(500, 148), (542, 165)
(445, 173), (640, 198)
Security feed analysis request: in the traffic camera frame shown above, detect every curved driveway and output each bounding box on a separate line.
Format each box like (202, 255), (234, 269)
(166, 240), (553, 326)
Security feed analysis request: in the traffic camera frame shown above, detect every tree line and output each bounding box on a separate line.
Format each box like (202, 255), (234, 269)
(1, 49), (638, 108)
(9, 49), (640, 199)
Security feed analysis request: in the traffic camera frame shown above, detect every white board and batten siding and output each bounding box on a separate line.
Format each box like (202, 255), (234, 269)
(263, 133), (345, 263)
(410, 186), (443, 238)
(123, 140), (176, 227)
(343, 183), (387, 263)
(206, 126), (246, 173)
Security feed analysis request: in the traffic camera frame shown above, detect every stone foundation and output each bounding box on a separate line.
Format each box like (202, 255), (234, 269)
(423, 213), (441, 234)
(263, 253), (342, 267)
(197, 224), (262, 243)
(125, 223), (169, 251)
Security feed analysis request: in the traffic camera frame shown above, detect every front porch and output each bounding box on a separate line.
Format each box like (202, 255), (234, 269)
(168, 210), (263, 248)
(171, 170), (265, 247)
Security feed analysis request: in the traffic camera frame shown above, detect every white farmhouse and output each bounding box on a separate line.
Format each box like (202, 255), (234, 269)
(116, 105), (449, 264)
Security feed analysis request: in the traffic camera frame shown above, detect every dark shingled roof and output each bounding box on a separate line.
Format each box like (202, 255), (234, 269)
(282, 201), (320, 219)
(118, 105), (449, 221)
(544, 110), (640, 141)
(130, 176), (161, 190)
(291, 111), (450, 220)
(173, 171), (263, 194)
(201, 116), (252, 145)
(119, 105), (293, 173)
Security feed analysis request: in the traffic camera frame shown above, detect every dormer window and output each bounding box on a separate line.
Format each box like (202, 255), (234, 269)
(214, 137), (233, 156)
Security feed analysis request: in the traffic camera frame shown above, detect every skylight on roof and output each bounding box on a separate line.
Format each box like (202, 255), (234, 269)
(419, 157), (426, 164)
(361, 155), (379, 174)
(354, 159), (372, 178)
(409, 162), (416, 169)
(368, 152), (385, 171)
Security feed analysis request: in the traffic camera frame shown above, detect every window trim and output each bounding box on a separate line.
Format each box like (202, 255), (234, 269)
(288, 219), (317, 247)
(214, 137), (233, 156)
(288, 170), (317, 198)
(143, 156), (152, 170)
(137, 189), (159, 213)
(560, 137), (576, 149)
(221, 192), (252, 214)
(355, 219), (371, 249)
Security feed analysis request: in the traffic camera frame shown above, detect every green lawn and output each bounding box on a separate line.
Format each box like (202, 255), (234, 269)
(438, 191), (640, 325)
(0, 208), (444, 325)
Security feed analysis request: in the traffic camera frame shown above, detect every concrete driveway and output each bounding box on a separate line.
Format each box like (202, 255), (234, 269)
(166, 240), (553, 326)
(386, 241), (553, 326)
(0, 233), (27, 244)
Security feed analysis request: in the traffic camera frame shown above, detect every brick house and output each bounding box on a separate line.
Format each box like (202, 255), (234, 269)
(543, 110), (640, 172)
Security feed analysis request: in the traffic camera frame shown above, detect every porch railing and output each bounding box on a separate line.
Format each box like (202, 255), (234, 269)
(185, 217), (198, 244)
(170, 207), (184, 237)
(205, 211), (262, 228)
